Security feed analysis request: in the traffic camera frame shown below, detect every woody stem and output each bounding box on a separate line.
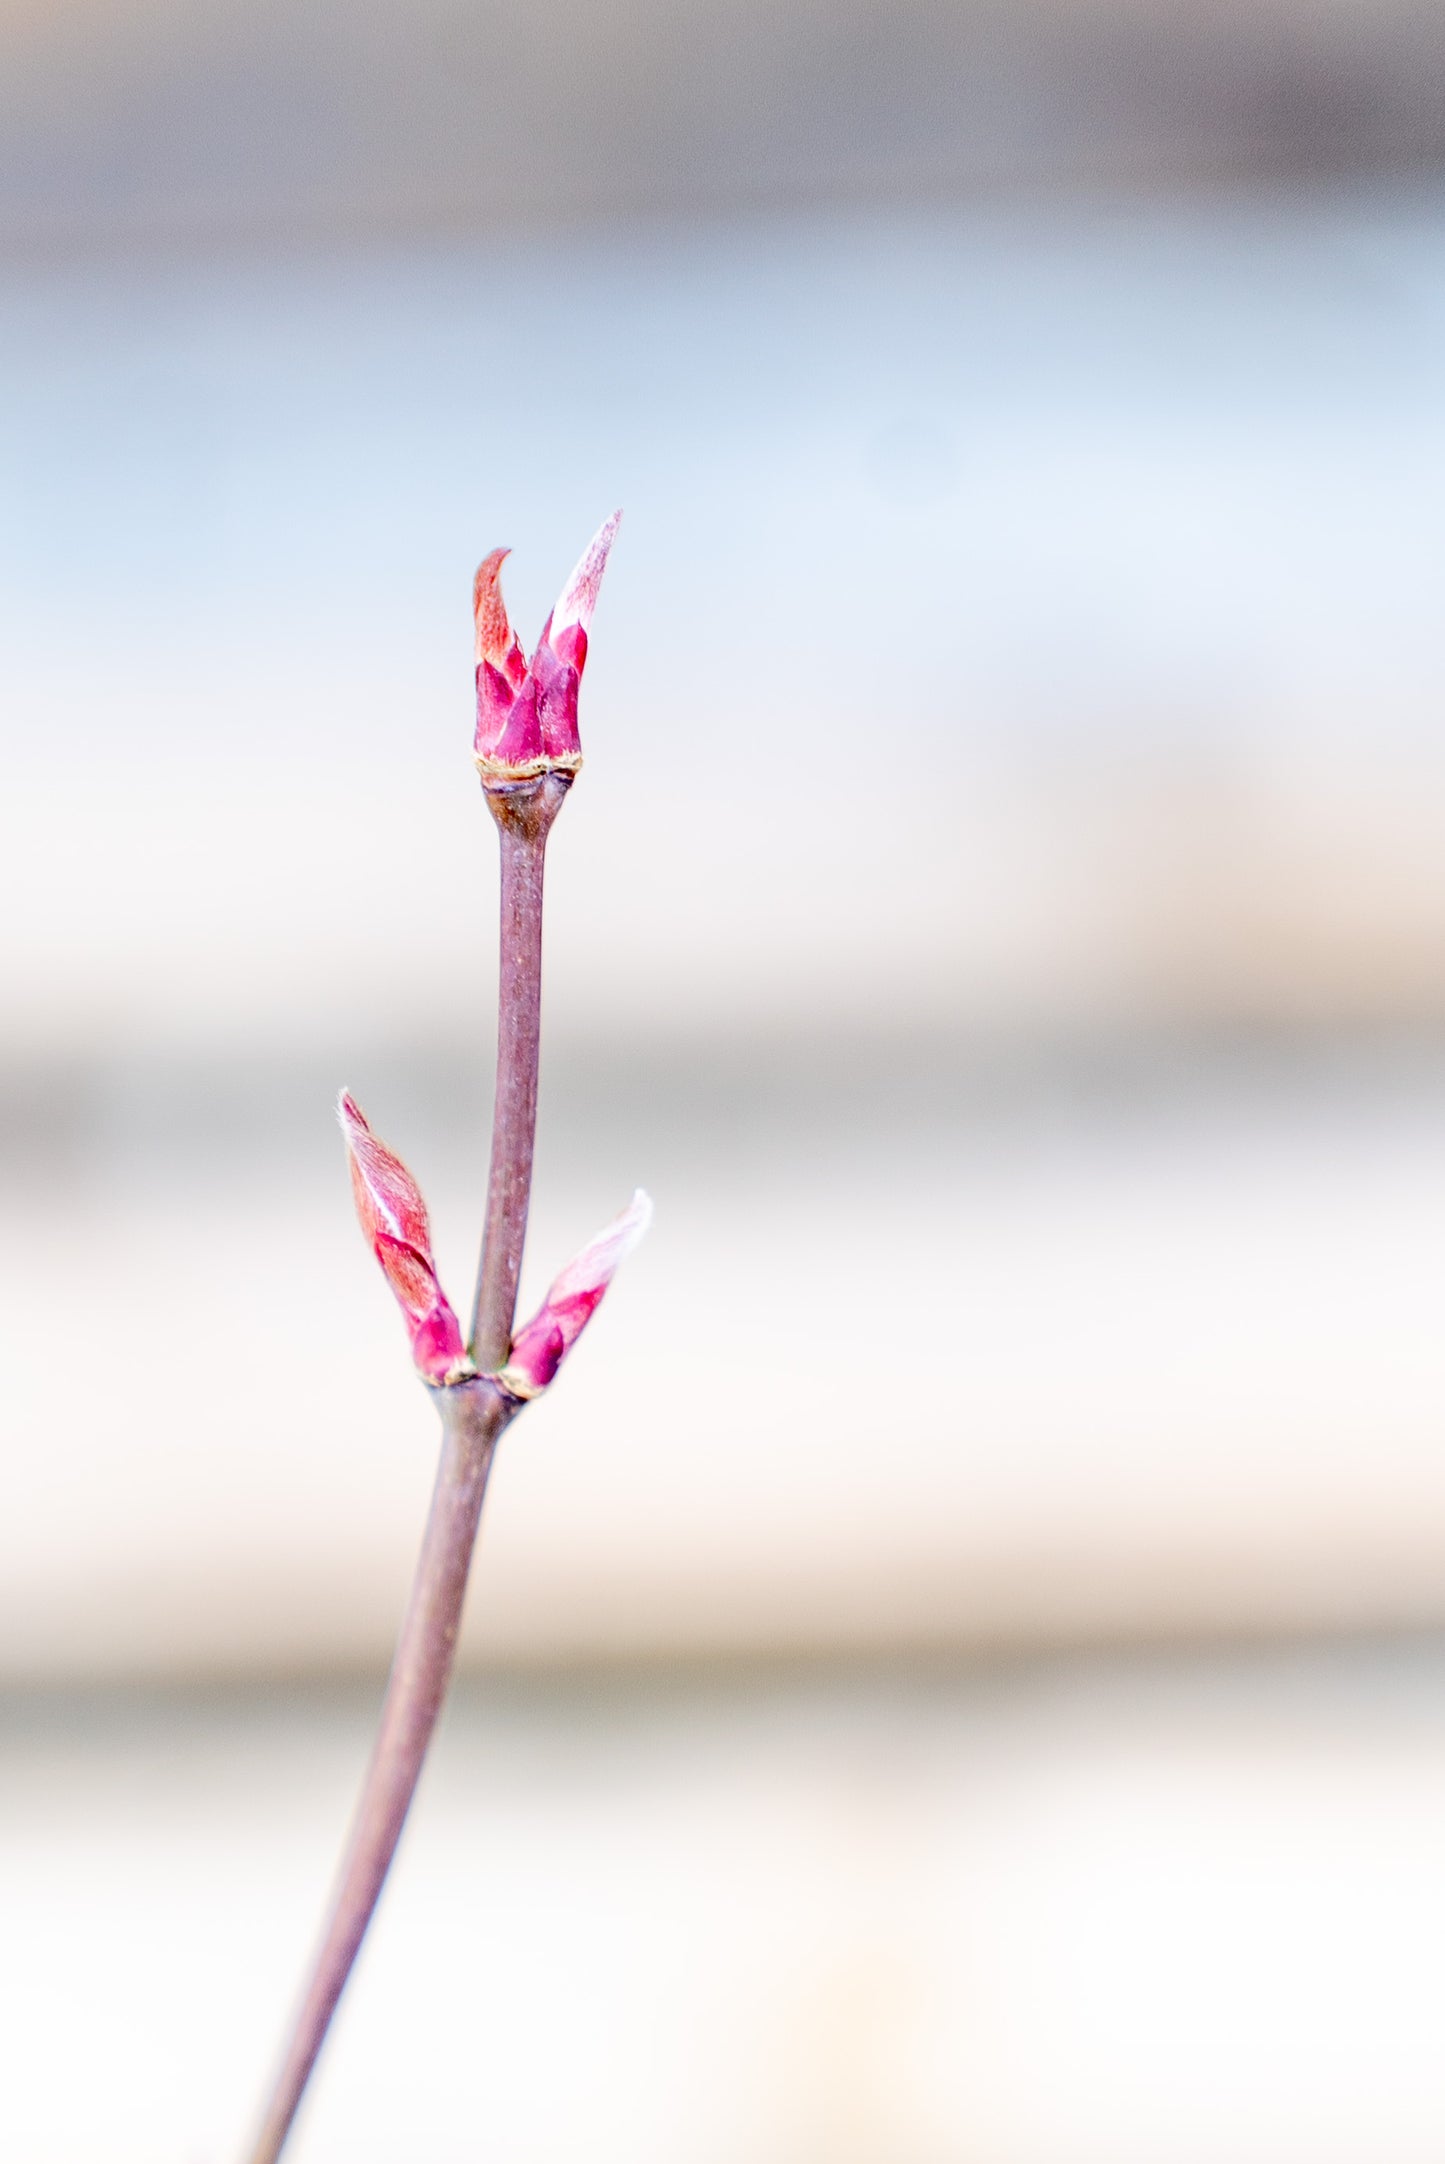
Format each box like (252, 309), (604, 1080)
(242, 1379), (514, 2164)
(242, 776), (569, 2164)
(470, 772), (569, 1369)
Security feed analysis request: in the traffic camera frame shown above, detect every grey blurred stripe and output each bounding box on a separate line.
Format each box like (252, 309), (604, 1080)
(5, 0), (1445, 255)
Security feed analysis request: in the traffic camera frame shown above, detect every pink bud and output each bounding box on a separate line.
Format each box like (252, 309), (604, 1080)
(338, 1091), (473, 1386)
(473, 513), (621, 785)
(495, 1189), (652, 1399)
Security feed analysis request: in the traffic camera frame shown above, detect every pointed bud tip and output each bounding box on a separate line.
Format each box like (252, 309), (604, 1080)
(337, 1089), (432, 1252)
(473, 548), (517, 668)
(552, 1186), (652, 1299)
(615, 1185), (653, 1250)
(551, 510), (623, 639)
(337, 1087), (363, 1129)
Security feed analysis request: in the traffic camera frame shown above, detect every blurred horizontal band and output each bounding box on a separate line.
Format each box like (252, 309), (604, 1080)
(5, 0), (1445, 256)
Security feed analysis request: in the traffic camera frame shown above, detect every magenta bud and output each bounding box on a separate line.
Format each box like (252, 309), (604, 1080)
(473, 513), (621, 786)
(494, 1188), (652, 1399)
(338, 1091), (474, 1386)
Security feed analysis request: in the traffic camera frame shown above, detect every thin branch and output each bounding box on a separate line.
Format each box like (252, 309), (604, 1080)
(243, 1379), (512, 2164)
(241, 517), (628, 2163)
(471, 772), (569, 1368)
(244, 781), (564, 2163)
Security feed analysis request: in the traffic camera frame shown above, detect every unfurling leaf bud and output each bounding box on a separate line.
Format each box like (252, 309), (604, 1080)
(338, 1091), (474, 1386)
(473, 513), (621, 786)
(494, 1189), (653, 1399)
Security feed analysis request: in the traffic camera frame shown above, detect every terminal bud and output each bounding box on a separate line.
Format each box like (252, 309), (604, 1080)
(473, 513), (620, 785)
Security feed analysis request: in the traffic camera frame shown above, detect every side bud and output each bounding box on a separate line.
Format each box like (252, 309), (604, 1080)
(338, 1091), (474, 1386)
(494, 1189), (653, 1399)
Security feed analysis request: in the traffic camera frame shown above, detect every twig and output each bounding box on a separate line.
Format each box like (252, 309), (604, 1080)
(244, 781), (559, 2163)
(471, 774), (569, 1369)
(240, 517), (641, 2162)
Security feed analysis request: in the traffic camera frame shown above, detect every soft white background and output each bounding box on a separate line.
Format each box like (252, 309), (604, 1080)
(6, 200), (1445, 1674)
(6, 4), (1445, 2159)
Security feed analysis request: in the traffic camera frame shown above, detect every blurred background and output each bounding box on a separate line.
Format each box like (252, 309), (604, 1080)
(6, 0), (1445, 2157)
